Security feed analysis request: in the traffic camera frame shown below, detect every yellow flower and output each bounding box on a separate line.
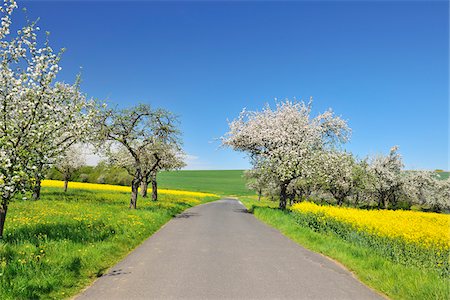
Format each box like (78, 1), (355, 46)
(41, 180), (217, 198)
(291, 202), (450, 251)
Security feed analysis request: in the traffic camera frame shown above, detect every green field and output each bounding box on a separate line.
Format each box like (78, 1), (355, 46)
(158, 170), (252, 196)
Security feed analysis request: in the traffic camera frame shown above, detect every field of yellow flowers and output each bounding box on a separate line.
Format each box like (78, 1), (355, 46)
(291, 202), (450, 276)
(0, 181), (219, 299)
(42, 179), (217, 198)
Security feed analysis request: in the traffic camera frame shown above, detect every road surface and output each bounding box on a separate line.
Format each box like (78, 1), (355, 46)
(77, 199), (383, 300)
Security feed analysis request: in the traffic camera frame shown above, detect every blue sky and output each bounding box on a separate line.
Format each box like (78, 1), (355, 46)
(19, 0), (448, 170)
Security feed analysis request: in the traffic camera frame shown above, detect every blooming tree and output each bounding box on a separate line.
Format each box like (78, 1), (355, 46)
(402, 170), (435, 206)
(318, 151), (356, 206)
(223, 99), (350, 209)
(350, 159), (371, 206)
(367, 146), (404, 209)
(55, 145), (85, 192)
(243, 158), (277, 201)
(403, 171), (450, 211)
(97, 104), (180, 209)
(0, 0), (95, 237)
(430, 178), (450, 211)
(140, 143), (185, 200)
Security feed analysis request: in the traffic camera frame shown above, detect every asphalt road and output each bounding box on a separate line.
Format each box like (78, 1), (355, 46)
(77, 199), (383, 300)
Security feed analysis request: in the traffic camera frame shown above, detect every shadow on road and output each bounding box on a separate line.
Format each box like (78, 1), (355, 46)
(175, 212), (200, 219)
(102, 269), (131, 277)
(233, 208), (250, 214)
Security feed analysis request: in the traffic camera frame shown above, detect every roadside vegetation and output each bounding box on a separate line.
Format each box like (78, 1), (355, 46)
(0, 182), (219, 299)
(240, 197), (449, 300)
(225, 100), (450, 300)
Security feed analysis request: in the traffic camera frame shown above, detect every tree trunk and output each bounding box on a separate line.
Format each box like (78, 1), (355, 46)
(151, 172), (158, 201)
(354, 192), (359, 207)
(130, 178), (140, 209)
(288, 193), (295, 206)
(257, 189), (261, 201)
(279, 183), (288, 210)
(0, 202), (8, 239)
(32, 163), (44, 200)
(64, 179), (69, 193)
(378, 193), (388, 209)
(298, 190), (304, 203)
(141, 181), (148, 198)
(32, 176), (42, 200)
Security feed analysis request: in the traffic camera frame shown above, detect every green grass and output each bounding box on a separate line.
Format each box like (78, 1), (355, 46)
(158, 170), (252, 196)
(239, 199), (449, 300)
(0, 187), (219, 299)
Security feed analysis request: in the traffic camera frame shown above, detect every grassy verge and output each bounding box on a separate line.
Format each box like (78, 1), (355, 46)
(0, 186), (219, 299)
(240, 200), (449, 300)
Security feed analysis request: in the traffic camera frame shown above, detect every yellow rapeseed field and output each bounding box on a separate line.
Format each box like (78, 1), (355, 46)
(41, 180), (218, 198)
(291, 202), (450, 251)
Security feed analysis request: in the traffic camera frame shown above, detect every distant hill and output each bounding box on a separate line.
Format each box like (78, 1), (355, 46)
(158, 170), (251, 196)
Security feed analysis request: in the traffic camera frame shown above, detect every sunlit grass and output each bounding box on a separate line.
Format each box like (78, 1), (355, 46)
(0, 185), (219, 299)
(240, 198), (450, 300)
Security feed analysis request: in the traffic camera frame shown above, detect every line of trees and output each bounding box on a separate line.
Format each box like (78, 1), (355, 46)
(0, 1), (185, 238)
(224, 100), (450, 211)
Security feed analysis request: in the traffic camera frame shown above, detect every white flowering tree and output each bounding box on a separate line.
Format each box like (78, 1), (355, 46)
(97, 104), (180, 209)
(403, 171), (450, 211)
(350, 159), (371, 206)
(140, 143), (185, 200)
(0, 0), (95, 238)
(223, 99), (350, 209)
(318, 151), (356, 206)
(430, 178), (450, 211)
(367, 146), (404, 209)
(288, 174), (317, 203)
(30, 79), (96, 200)
(402, 170), (435, 206)
(55, 145), (85, 192)
(243, 159), (277, 201)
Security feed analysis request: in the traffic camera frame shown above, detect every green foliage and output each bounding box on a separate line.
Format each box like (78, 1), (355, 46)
(47, 162), (133, 187)
(240, 201), (449, 300)
(0, 187), (218, 299)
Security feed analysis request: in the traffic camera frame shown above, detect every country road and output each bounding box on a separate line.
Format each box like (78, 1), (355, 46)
(77, 199), (383, 300)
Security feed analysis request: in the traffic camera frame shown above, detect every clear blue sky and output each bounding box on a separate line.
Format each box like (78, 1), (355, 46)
(20, 0), (448, 170)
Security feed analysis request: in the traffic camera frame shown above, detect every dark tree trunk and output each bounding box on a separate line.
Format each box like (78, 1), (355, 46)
(354, 192), (360, 207)
(0, 202), (8, 239)
(378, 193), (388, 209)
(257, 189), (261, 201)
(288, 193), (295, 206)
(141, 180), (148, 198)
(130, 178), (140, 209)
(32, 163), (44, 200)
(64, 179), (69, 193)
(298, 190), (304, 203)
(279, 183), (288, 210)
(151, 172), (158, 201)
(32, 177), (42, 200)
